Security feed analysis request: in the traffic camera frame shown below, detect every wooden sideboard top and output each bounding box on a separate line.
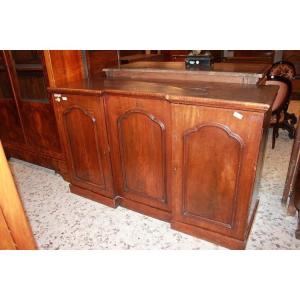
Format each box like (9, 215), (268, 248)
(49, 76), (278, 112)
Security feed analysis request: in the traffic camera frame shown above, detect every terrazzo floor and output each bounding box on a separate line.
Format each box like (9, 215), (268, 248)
(9, 130), (300, 250)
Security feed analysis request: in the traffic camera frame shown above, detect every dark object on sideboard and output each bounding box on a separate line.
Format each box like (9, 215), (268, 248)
(185, 55), (214, 70)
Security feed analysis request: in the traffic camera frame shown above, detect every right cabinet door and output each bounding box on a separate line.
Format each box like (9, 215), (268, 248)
(171, 104), (264, 239)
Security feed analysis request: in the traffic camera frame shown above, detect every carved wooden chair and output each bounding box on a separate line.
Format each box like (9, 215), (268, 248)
(265, 61), (297, 148)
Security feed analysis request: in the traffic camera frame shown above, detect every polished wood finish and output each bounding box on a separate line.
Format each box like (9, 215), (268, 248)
(2, 50), (65, 175)
(170, 104), (268, 248)
(119, 50), (146, 56)
(105, 94), (172, 218)
(20, 101), (62, 154)
(282, 50), (300, 98)
(0, 51), (25, 145)
(70, 184), (118, 208)
(84, 51), (165, 77)
(104, 61), (270, 84)
(53, 93), (116, 206)
(0, 50), (85, 177)
(49, 77), (276, 112)
(85, 50), (119, 77)
(0, 141), (36, 250)
(44, 50), (84, 87)
(49, 68), (277, 248)
(120, 54), (166, 64)
(282, 51), (300, 75)
(225, 51), (275, 64)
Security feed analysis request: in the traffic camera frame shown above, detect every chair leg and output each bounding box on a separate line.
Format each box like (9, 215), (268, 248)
(281, 120), (296, 139)
(272, 126), (277, 149)
(286, 112), (297, 125)
(296, 210), (300, 239)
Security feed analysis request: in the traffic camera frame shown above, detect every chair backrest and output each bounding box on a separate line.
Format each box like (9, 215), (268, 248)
(267, 60), (296, 81)
(265, 75), (292, 113)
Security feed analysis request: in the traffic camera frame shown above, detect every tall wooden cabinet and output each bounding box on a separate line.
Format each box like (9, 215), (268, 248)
(0, 50), (84, 176)
(0, 52), (24, 144)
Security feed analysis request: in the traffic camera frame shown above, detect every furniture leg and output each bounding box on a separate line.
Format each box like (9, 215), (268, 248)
(272, 126), (276, 149)
(296, 211), (300, 239)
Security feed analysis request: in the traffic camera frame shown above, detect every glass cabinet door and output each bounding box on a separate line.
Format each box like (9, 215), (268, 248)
(0, 52), (13, 100)
(11, 50), (49, 103)
(0, 51), (25, 144)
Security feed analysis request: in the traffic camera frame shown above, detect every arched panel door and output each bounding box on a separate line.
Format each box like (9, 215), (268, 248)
(106, 95), (171, 214)
(55, 94), (114, 198)
(171, 103), (252, 239)
(118, 110), (167, 203)
(63, 106), (106, 188)
(182, 123), (244, 229)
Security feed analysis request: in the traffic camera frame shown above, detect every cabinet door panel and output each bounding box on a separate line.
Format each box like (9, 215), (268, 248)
(183, 123), (243, 227)
(20, 102), (62, 157)
(172, 104), (264, 238)
(0, 100), (24, 144)
(118, 110), (166, 201)
(63, 106), (105, 187)
(0, 51), (24, 145)
(106, 95), (171, 211)
(56, 95), (113, 197)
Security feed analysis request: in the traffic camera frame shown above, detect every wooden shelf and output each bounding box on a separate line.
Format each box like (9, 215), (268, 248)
(15, 64), (43, 71)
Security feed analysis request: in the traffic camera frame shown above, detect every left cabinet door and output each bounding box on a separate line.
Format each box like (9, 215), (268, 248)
(53, 94), (114, 198)
(0, 51), (24, 145)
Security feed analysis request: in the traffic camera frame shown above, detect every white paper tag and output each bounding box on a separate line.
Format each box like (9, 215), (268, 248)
(233, 111), (243, 120)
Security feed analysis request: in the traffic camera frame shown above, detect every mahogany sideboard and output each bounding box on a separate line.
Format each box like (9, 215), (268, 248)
(48, 62), (277, 249)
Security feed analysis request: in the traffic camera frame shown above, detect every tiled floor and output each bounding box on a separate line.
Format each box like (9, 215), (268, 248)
(9, 130), (300, 249)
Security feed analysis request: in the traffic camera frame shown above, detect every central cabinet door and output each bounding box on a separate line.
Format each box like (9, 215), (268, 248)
(55, 94), (114, 198)
(106, 94), (171, 212)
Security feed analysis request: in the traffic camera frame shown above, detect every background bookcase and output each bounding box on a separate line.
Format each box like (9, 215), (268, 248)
(0, 50), (84, 178)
